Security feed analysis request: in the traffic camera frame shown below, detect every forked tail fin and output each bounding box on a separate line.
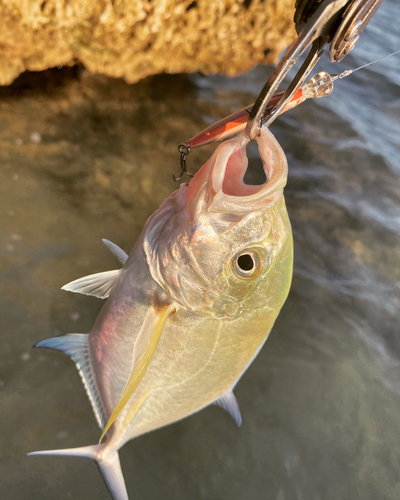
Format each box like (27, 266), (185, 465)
(28, 444), (128, 500)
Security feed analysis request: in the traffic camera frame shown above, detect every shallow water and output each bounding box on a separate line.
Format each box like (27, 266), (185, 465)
(1, 1), (400, 499)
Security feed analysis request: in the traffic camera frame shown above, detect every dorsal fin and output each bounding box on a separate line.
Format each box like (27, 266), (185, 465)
(62, 270), (120, 299)
(102, 239), (128, 265)
(61, 239), (128, 300)
(35, 334), (107, 429)
(213, 391), (242, 427)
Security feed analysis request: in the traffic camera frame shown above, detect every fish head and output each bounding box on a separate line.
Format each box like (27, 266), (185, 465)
(144, 127), (293, 318)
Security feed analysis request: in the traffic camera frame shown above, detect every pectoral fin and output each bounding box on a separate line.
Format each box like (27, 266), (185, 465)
(213, 391), (242, 427)
(99, 303), (175, 442)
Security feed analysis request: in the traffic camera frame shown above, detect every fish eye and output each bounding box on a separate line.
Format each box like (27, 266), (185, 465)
(233, 248), (268, 279)
(237, 254), (255, 272)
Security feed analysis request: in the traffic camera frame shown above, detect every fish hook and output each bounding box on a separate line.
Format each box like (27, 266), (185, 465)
(173, 144), (193, 182)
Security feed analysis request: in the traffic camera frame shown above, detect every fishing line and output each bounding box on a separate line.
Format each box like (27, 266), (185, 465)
(332, 48), (400, 81)
(298, 48), (400, 100)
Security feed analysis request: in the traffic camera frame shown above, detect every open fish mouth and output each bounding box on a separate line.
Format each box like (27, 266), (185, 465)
(143, 125), (291, 317)
(209, 128), (288, 214)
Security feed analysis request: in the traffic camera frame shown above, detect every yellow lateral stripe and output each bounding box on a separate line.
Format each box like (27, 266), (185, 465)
(99, 304), (174, 443)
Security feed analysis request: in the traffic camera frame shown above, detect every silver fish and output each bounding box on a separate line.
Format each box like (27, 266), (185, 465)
(29, 127), (293, 500)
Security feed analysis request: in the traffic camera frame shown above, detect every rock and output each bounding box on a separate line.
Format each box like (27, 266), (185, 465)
(0, 0), (296, 86)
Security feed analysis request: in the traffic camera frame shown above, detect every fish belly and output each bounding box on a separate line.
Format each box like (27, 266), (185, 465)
(101, 306), (280, 449)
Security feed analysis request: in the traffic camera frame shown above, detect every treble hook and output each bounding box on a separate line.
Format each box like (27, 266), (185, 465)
(173, 144), (193, 182)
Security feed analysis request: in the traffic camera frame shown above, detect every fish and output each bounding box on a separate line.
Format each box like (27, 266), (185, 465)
(29, 126), (294, 500)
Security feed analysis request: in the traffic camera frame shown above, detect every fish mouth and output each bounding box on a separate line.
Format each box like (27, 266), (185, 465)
(209, 128), (288, 213)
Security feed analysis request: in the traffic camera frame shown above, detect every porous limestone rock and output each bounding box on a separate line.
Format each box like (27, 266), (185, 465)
(0, 0), (296, 86)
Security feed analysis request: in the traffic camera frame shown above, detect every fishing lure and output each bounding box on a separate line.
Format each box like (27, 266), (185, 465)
(175, 49), (400, 179)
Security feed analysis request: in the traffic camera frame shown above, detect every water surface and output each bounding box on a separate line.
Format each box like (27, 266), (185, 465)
(1, 1), (400, 499)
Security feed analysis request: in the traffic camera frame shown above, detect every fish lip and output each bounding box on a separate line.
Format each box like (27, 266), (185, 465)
(209, 128), (288, 213)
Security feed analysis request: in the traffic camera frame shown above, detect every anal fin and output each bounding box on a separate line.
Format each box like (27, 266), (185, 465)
(213, 391), (242, 427)
(35, 334), (107, 429)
